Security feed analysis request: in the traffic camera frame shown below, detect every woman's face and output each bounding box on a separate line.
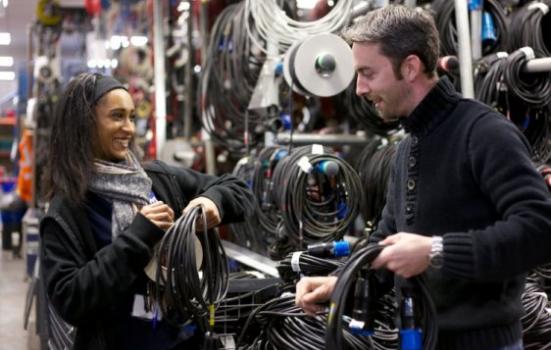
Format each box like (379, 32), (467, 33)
(92, 89), (136, 162)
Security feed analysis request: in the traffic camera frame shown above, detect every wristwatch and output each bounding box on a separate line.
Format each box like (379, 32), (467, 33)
(429, 236), (444, 269)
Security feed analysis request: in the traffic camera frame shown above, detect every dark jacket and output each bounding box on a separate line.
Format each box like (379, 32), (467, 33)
(40, 161), (255, 350)
(370, 78), (551, 350)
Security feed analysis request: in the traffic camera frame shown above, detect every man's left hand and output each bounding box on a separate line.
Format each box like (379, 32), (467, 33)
(371, 232), (432, 278)
(183, 197), (221, 230)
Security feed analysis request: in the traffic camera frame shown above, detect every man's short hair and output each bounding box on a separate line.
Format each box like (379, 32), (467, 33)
(342, 5), (440, 78)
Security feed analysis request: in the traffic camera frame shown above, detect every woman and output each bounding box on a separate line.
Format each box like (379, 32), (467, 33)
(40, 73), (254, 349)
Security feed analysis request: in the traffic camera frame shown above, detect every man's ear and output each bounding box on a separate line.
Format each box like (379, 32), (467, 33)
(401, 54), (422, 82)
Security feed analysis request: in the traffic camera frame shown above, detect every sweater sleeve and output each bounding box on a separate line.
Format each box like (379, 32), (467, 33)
(169, 164), (256, 224)
(41, 213), (164, 326)
(443, 113), (551, 281)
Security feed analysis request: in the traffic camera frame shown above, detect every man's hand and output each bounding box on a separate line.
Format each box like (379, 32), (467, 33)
(140, 201), (174, 231)
(183, 197), (221, 230)
(295, 276), (337, 316)
(371, 232), (432, 278)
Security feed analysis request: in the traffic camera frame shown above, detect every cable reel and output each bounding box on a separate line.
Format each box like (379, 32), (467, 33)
(36, 0), (62, 27)
(283, 33), (355, 97)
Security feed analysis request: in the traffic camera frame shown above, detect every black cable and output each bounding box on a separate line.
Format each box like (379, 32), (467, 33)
(326, 244), (437, 350)
(354, 137), (397, 228)
(153, 206), (229, 332)
(276, 251), (344, 283)
(508, 0), (551, 56)
(198, 3), (265, 154)
(474, 52), (510, 113)
(431, 0), (509, 56)
(504, 47), (551, 108)
(270, 145), (363, 254)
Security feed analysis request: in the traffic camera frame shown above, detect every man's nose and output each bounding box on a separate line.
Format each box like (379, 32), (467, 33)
(355, 75), (371, 96)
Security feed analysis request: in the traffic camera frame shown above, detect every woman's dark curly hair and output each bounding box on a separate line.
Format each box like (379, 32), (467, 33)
(42, 72), (100, 205)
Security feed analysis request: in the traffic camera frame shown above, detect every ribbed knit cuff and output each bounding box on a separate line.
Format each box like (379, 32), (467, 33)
(130, 213), (165, 248)
(443, 233), (475, 279)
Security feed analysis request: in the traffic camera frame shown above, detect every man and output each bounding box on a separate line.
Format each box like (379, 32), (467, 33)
(295, 6), (551, 350)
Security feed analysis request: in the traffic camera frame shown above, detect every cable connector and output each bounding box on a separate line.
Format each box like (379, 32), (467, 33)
(400, 288), (423, 350)
(307, 240), (350, 258)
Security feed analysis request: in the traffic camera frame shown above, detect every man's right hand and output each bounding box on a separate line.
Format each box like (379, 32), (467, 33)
(295, 276), (337, 316)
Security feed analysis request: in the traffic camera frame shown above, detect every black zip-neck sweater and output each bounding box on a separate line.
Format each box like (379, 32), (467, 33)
(370, 77), (551, 349)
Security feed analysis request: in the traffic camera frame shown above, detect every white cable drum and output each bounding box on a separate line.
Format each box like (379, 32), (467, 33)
(284, 33), (355, 97)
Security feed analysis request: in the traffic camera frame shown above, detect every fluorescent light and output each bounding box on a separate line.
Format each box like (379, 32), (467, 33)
(0, 71), (15, 80)
(0, 33), (11, 45)
(0, 56), (13, 67)
(1, 0), (8, 8)
(130, 35), (148, 47)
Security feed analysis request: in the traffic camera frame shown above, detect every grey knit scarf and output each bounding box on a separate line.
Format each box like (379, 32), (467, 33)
(88, 151), (152, 238)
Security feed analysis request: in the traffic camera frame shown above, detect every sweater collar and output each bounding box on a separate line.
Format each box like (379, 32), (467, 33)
(400, 76), (461, 136)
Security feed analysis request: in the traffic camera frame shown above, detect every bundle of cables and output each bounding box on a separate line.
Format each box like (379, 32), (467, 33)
(270, 145), (363, 252)
(353, 137), (398, 228)
(503, 47), (551, 162)
(431, 0), (508, 56)
(199, 2), (265, 154)
(252, 147), (289, 245)
(521, 277), (551, 349)
(152, 206), (229, 332)
(213, 272), (283, 339)
(337, 80), (401, 136)
(326, 244), (437, 350)
(276, 251), (344, 284)
(228, 155), (272, 254)
(237, 295), (374, 350)
(504, 47), (551, 109)
(243, 0), (355, 56)
(474, 52), (509, 113)
(508, 0), (551, 56)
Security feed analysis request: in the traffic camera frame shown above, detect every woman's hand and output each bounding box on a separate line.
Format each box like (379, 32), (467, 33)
(140, 201), (175, 231)
(183, 197), (221, 230)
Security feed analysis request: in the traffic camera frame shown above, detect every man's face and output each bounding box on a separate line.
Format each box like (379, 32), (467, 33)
(352, 42), (410, 122)
(92, 89), (136, 162)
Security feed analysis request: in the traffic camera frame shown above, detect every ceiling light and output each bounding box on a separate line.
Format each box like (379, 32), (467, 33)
(0, 56), (13, 67)
(0, 71), (15, 80)
(1, 0), (8, 8)
(0, 33), (11, 45)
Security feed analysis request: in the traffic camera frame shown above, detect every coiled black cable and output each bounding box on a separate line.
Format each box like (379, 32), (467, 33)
(431, 0), (509, 56)
(237, 295), (372, 350)
(271, 145), (363, 251)
(474, 52), (510, 113)
(522, 277), (551, 348)
(508, 0), (551, 56)
(153, 206), (229, 331)
(198, 3), (265, 154)
(326, 244), (437, 350)
(354, 137), (397, 228)
(228, 155), (274, 254)
(504, 47), (551, 108)
(252, 147), (288, 242)
(277, 251), (344, 283)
